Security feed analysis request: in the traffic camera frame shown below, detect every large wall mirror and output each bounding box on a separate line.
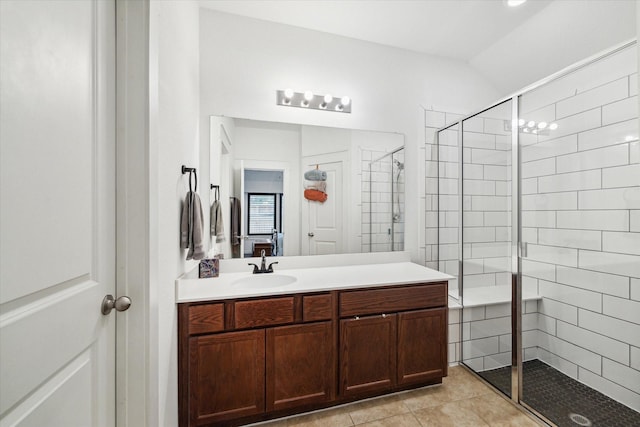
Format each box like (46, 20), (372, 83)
(208, 116), (405, 259)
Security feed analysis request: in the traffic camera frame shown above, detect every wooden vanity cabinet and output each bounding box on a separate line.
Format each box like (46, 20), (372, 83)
(179, 281), (447, 427)
(397, 308), (447, 386)
(340, 314), (397, 396)
(338, 283), (448, 397)
(188, 330), (266, 425)
(179, 293), (336, 427)
(266, 321), (335, 411)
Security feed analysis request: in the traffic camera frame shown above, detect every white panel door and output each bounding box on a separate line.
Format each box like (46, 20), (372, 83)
(0, 1), (116, 426)
(302, 153), (346, 255)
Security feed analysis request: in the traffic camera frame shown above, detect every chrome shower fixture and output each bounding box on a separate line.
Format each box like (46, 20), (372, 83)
(394, 159), (404, 170)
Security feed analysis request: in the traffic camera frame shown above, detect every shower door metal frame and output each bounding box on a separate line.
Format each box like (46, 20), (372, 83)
(368, 146), (405, 252)
(433, 38), (637, 424)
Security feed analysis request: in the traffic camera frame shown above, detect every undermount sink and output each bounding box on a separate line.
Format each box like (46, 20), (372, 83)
(232, 274), (297, 289)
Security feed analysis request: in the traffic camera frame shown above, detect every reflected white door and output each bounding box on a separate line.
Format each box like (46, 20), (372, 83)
(302, 153), (345, 255)
(0, 1), (116, 426)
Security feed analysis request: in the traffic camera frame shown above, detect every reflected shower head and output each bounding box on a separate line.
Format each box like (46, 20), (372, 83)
(394, 159), (404, 170)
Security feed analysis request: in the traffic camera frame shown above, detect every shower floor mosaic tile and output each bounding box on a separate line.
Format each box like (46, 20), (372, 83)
(256, 365), (541, 427)
(477, 359), (640, 427)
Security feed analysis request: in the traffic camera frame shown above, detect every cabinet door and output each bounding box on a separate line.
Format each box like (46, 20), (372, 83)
(340, 314), (396, 397)
(397, 308), (446, 386)
(266, 322), (335, 411)
(189, 330), (265, 425)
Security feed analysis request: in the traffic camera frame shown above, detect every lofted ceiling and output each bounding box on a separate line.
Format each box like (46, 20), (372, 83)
(199, 0), (553, 61)
(199, 0), (636, 95)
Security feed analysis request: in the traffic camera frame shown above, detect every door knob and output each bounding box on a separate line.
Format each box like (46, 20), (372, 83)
(308, 232), (314, 237)
(101, 294), (132, 315)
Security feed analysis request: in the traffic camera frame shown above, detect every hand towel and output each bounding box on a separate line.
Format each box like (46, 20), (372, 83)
(180, 191), (205, 260)
(304, 169), (327, 181)
(304, 188), (328, 203)
(304, 180), (327, 193)
(210, 200), (225, 242)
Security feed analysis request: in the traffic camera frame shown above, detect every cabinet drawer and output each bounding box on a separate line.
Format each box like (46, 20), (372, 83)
(235, 297), (294, 329)
(340, 283), (446, 317)
(188, 303), (224, 335)
(303, 294), (333, 322)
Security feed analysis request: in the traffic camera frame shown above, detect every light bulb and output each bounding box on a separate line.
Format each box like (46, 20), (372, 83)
(301, 100), (309, 107)
(625, 135), (636, 141)
(284, 88), (294, 99)
(518, 119), (525, 127)
(340, 96), (351, 106)
(532, 129), (538, 134)
(537, 122), (547, 129)
(324, 94), (333, 103)
(527, 121), (535, 128)
(319, 103), (327, 110)
(549, 123), (558, 130)
(336, 104), (344, 111)
(283, 99), (291, 105)
(304, 91), (314, 101)
(523, 128), (529, 133)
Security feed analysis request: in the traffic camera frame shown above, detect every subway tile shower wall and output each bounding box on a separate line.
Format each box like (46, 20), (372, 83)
(361, 148), (405, 253)
(426, 45), (640, 412)
(361, 149), (393, 252)
(521, 46), (639, 412)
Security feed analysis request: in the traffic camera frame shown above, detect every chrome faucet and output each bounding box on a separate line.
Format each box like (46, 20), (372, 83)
(248, 249), (278, 274)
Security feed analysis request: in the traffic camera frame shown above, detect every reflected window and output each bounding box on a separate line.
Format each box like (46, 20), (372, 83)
(248, 193), (277, 235)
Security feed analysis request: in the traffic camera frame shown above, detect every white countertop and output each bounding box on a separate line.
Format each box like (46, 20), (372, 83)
(176, 261), (453, 303)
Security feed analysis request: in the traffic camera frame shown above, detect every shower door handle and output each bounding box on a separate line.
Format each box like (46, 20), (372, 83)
(308, 232), (314, 237)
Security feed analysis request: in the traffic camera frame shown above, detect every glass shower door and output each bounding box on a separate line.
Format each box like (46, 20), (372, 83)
(367, 148), (405, 252)
(459, 99), (515, 398)
(518, 43), (640, 426)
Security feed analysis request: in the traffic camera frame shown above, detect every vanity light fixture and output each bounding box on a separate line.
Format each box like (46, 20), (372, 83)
(504, 118), (558, 135)
(276, 89), (352, 113)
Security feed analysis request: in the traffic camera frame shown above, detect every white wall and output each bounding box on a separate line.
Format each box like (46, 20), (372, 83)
(470, 0), (636, 96)
(199, 8), (500, 264)
(150, 1), (200, 426)
(208, 115), (235, 259)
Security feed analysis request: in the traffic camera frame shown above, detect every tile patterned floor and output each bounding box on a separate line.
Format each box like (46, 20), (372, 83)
(478, 360), (640, 427)
(255, 366), (542, 427)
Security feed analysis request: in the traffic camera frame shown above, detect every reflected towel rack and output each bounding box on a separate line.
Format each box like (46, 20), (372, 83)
(210, 184), (220, 201)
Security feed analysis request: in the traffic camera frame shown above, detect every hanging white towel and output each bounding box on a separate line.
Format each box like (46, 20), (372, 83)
(180, 191), (205, 260)
(210, 200), (225, 242)
(304, 179), (327, 192)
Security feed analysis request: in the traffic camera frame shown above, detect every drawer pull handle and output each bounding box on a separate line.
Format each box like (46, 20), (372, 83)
(354, 316), (360, 320)
(382, 313), (386, 318)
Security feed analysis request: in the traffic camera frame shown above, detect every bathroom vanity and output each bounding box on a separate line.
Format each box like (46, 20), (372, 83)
(177, 259), (451, 427)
